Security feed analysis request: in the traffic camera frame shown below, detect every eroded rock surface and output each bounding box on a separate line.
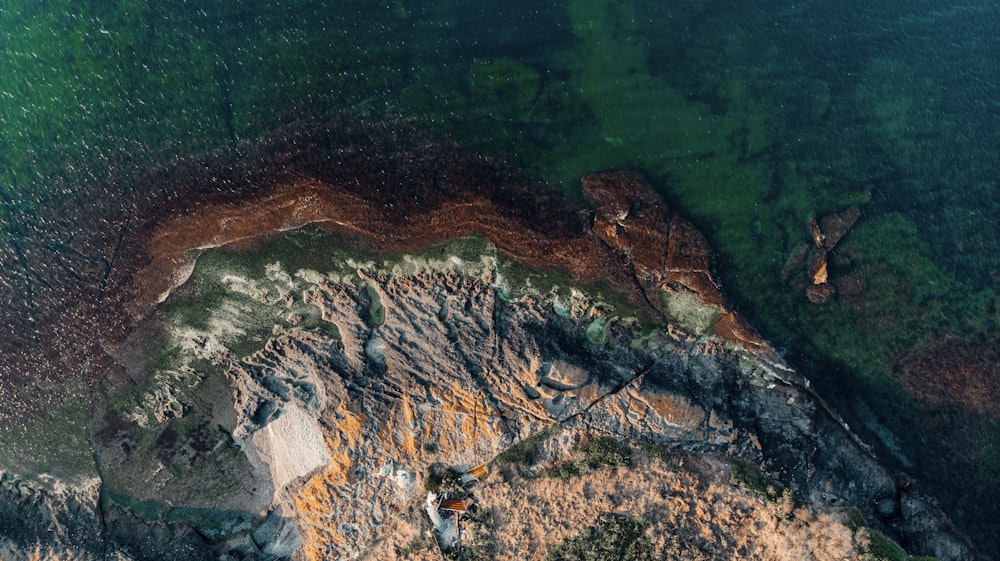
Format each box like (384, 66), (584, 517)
(90, 238), (972, 560)
(0, 118), (979, 560)
(582, 172), (769, 353)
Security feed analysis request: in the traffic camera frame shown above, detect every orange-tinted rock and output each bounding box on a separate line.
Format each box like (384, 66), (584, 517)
(584, 170), (672, 268)
(809, 217), (825, 248)
(133, 157), (634, 320)
(583, 171), (715, 305)
(812, 261), (829, 285)
(806, 247), (829, 286)
(137, 167), (772, 358)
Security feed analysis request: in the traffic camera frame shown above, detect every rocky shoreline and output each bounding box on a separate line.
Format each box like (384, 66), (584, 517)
(0, 116), (982, 560)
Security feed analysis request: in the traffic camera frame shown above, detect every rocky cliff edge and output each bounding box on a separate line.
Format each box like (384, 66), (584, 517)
(0, 118), (978, 561)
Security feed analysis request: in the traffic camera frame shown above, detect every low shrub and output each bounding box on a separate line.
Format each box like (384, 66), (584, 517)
(860, 528), (912, 561)
(544, 514), (653, 561)
(423, 463), (465, 495)
(579, 437), (632, 470)
(730, 459), (783, 500)
(540, 436), (632, 480)
(491, 428), (552, 470)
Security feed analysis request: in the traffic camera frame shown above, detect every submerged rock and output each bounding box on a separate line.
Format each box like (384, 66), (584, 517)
(806, 282), (836, 304)
(821, 205), (862, 250)
(788, 206), (863, 305)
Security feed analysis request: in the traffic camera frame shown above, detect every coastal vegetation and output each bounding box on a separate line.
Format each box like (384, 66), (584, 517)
(539, 436), (632, 480)
(544, 514), (653, 561)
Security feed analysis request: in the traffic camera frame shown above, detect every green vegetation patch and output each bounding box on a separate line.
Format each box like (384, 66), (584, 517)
(167, 229), (655, 367)
(848, 509), (936, 561)
(103, 491), (170, 523)
(363, 280), (387, 327)
(729, 459), (785, 501)
(491, 429), (551, 471)
(423, 463), (467, 496)
(544, 514), (653, 561)
(165, 506), (255, 542)
(862, 530), (910, 561)
(585, 316), (610, 344)
(540, 436), (632, 480)
(639, 443), (676, 467)
(660, 291), (719, 336)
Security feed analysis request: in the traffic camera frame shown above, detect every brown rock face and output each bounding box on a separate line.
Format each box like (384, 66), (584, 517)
(807, 248), (830, 285)
(584, 171), (713, 302)
(133, 167), (634, 327)
(135, 168), (772, 358)
(581, 171), (771, 355)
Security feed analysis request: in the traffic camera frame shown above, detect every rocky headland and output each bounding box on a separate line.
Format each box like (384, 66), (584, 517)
(0, 117), (980, 560)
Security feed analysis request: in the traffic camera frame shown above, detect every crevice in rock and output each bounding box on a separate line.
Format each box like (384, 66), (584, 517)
(560, 362), (653, 427)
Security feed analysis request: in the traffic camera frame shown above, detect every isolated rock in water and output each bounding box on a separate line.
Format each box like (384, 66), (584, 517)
(781, 241), (810, 281)
(807, 247), (829, 285)
(821, 205), (861, 250)
(810, 216), (826, 248)
(789, 205), (862, 304)
(807, 282), (837, 304)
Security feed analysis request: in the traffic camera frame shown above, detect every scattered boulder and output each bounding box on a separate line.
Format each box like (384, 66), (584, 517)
(821, 205), (862, 250)
(806, 282), (836, 304)
(787, 205), (862, 304)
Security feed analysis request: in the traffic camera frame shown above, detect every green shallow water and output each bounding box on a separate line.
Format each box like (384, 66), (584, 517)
(1, 0), (998, 553)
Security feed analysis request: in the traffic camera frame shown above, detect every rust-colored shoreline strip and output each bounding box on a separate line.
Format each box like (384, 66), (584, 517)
(135, 167), (772, 358)
(0, 116), (771, 419)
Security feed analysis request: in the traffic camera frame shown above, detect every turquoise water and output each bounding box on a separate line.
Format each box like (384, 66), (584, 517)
(1, 0), (998, 553)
